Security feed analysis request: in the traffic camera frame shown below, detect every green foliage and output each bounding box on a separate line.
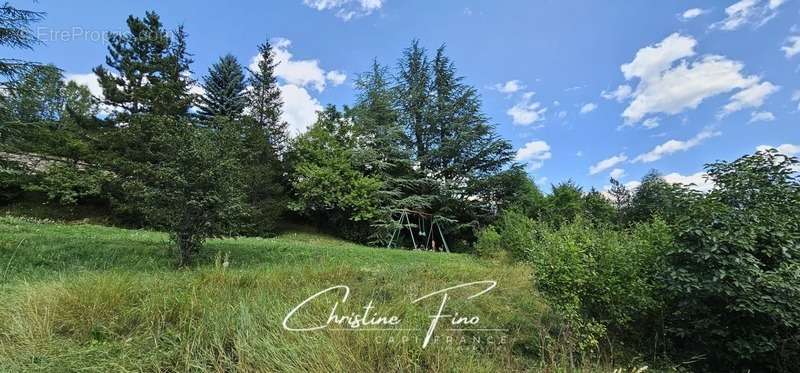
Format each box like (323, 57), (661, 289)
(536, 220), (670, 351)
(582, 188), (616, 226)
(544, 181), (585, 226)
(475, 210), (537, 262)
(197, 54), (247, 121)
(101, 115), (246, 266)
(3, 64), (98, 123)
(0, 2), (44, 79)
(623, 170), (688, 225)
(289, 106), (385, 240)
(661, 150), (800, 371)
(247, 40), (289, 156)
(0, 217), (559, 372)
(23, 163), (108, 205)
(93, 11), (193, 118)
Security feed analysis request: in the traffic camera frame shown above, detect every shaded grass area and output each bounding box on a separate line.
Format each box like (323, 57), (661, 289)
(0, 216), (570, 372)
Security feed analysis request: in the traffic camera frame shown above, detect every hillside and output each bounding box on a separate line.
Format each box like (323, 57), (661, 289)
(0, 216), (559, 372)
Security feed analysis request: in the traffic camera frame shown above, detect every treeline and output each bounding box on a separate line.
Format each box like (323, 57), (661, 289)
(1, 10), (527, 258)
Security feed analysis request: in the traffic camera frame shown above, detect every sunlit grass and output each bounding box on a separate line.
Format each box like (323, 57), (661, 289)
(0, 215), (582, 372)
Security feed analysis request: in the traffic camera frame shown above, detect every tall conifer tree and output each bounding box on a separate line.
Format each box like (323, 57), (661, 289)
(93, 11), (193, 119)
(197, 54), (247, 121)
(248, 40), (289, 156)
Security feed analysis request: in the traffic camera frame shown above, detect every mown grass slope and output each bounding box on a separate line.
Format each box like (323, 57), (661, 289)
(0, 216), (567, 372)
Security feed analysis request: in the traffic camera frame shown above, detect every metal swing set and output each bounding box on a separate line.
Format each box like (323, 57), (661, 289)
(386, 209), (450, 252)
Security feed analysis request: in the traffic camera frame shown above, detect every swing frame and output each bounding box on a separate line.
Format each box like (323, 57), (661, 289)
(385, 209), (450, 252)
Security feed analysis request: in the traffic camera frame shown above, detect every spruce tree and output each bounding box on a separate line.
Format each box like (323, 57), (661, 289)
(93, 11), (193, 119)
(248, 40), (289, 156)
(197, 54), (247, 121)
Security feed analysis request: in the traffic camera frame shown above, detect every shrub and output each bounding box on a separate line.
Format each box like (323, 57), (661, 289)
(661, 150), (800, 371)
(475, 210), (537, 261)
(478, 213), (672, 357)
(24, 163), (108, 205)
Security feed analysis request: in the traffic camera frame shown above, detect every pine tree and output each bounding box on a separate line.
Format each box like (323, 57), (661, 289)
(93, 11), (193, 119)
(197, 54), (247, 121)
(248, 40), (289, 156)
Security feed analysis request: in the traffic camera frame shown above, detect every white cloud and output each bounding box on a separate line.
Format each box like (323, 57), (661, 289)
(792, 90), (800, 110)
(711, 0), (786, 31)
(249, 38), (345, 93)
(580, 102), (598, 114)
(782, 35), (800, 58)
(756, 143), (800, 156)
(613, 33), (773, 124)
(279, 84), (323, 135)
(492, 80), (525, 94)
(325, 70), (347, 86)
(516, 140), (552, 170)
(681, 8), (708, 20)
(507, 92), (547, 125)
(633, 129), (721, 163)
(610, 168), (625, 179)
(575, 151), (583, 157)
(721, 81), (779, 116)
(247, 38), (346, 135)
(63, 73), (102, 97)
(63, 73), (117, 116)
(621, 33), (696, 82)
(303, 0), (384, 21)
(601, 84), (632, 102)
(748, 111), (775, 123)
(642, 118), (660, 129)
(557, 110), (567, 119)
(663, 172), (714, 192)
(590, 153), (628, 175)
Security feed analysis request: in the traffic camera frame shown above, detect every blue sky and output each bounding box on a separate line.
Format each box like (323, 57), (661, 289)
(10, 0), (800, 192)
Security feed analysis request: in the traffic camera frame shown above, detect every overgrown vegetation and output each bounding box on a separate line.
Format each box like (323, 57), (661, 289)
(476, 151), (800, 371)
(2, 3), (799, 371)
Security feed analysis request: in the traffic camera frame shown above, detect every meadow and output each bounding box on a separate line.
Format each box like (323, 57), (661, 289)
(0, 215), (585, 372)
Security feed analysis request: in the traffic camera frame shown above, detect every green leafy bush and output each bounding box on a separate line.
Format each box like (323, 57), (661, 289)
(661, 150), (800, 371)
(24, 163), (108, 205)
(477, 214), (672, 356)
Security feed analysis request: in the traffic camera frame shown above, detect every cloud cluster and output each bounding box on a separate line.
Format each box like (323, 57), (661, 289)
(303, 0), (385, 21)
(711, 0), (786, 31)
(680, 8), (708, 20)
(516, 140), (552, 170)
(589, 153), (628, 175)
(633, 129), (721, 163)
(783, 35), (800, 58)
(663, 172), (714, 192)
(756, 143), (800, 156)
(250, 38), (346, 93)
(748, 111), (775, 123)
(579, 102), (597, 114)
(507, 92), (547, 126)
(606, 33), (776, 125)
(492, 80), (525, 94)
(249, 38), (346, 135)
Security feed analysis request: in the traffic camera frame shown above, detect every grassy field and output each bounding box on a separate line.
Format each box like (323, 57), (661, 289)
(0, 215), (596, 372)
